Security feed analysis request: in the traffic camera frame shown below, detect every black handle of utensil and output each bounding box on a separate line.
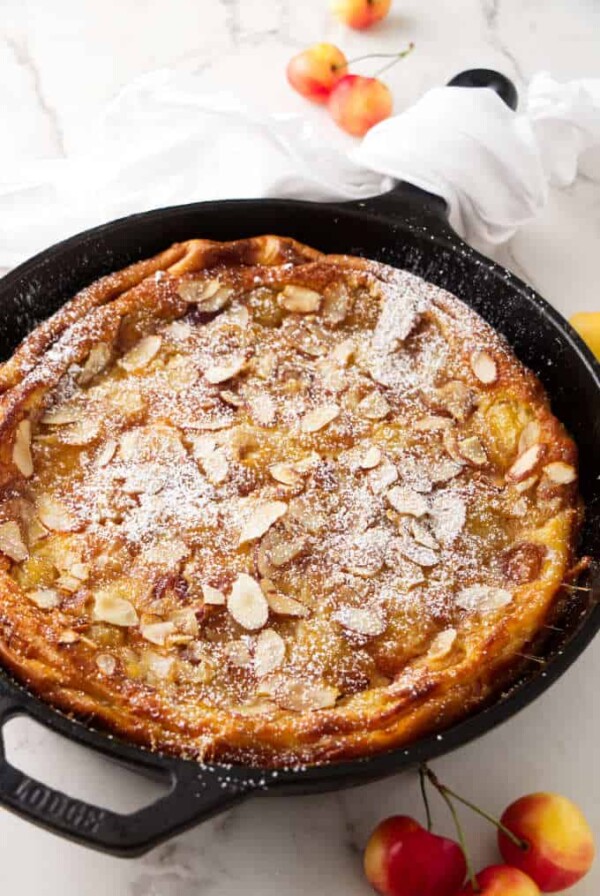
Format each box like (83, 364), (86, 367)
(0, 693), (244, 856)
(353, 68), (519, 224)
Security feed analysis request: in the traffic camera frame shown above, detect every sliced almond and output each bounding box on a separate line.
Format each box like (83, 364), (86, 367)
(269, 537), (306, 568)
(248, 392), (276, 426)
(368, 457), (398, 494)
(323, 284), (351, 324)
(143, 651), (175, 682)
(27, 587), (60, 609)
(141, 621), (176, 646)
(119, 335), (162, 372)
(254, 628), (286, 677)
(41, 407), (82, 426)
(470, 350), (498, 384)
(96, 439), (117, 467)
(142, 538), (189, 567)
(269, 463), (301, 486)
(515, 474), (538, 493)
(456, 584), (512, 613)
(414, 415), (454, 432)
(58, 629), (79, 645)
(433, 381), (476, 422)
(55, 574), (84, 593)
(518, 420), (541, 455)
(204, 356), (246, 384)
(430, 460), (463, 484)
(169, 608), (199, 636)
(263, 584), (309, 618)
(397, 538), (439, 568)
(79, 344), (111, 385)
(0, 521), (28, 562)
(359, 446), (382, 470)
(93, 592), (139, 626)
(96, 653), (117, 675)
(356, 391), (391, 421)
(428, 628), (457, 660)
(278, 285), (322, 313)
(202, 583), (226, 606)
(543, 461), (577, 485)
(60, 419), (100, 446)
(228, 573), (269, 630)
(219, 389), (244, 408)
(37, 497), (78, 533)
(13, 420), (33, 477)
(429, 494), (466, 545)
(506, 444), (543, 482)
(238, 501), (287, 545)
(224, 639), (253, 668)
(301, 404), (340, 433)
(263, 676), (339, 711)
(387, 486), (429, 517)
(331, 339), (356, 366)
(409, 519), (438, 549)
(178, 279), (234, 311)
(334, 606), (387, 637)
(457, 436), (487, 466)
(202, 449), (229, 485)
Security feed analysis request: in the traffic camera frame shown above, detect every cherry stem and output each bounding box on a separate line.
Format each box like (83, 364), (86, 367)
(419, 765), (433, 832)
(424, 767), (528, 851)
(434, 777), (479, 893)
(343, 43), (415, 78)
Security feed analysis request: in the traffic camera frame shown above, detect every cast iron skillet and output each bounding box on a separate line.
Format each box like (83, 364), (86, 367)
(0, 70), (598, 857)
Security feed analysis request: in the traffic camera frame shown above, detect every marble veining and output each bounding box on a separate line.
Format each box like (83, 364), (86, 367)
(0, 0), (599, 893)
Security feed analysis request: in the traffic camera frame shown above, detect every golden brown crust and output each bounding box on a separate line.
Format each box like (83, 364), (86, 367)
(0, 236), (582, 767)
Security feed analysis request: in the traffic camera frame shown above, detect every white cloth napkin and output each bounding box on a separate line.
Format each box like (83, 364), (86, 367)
(1, 68), (599, 269)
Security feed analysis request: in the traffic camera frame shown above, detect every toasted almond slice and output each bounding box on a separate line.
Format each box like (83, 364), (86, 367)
(202, 583), (226, 606)
(428, 628), (457, 660)
(177, 278), (234, 310)
(141, 621), (176, 646)
(204, 356), (246, 384)
(264, 676), (339, 711)
(249, 392), (276, 426)
(387, 486), (429, 517)
(397, 538), (439, 568)
(334, 606), (387, 636)
(13, 420), (33, 477)
(142, 538), (189, 567)
(96, 439), (117, 467)
(414, 415), (454, 432)
(543, 461), (577, 484)
(434, 381), (476, 422)
(254, 628), (286, 677)
(68, 562), (89, 581)
(58, 629), (79, 645)
(293, 452), (321, 473)
(278, 285), (322, 313)
(239, 501), (288, 545)
(224, 639), (253, 667)
(515, 474), (538, 493)
(228, 573), (269, 630)
(410, 519), (438, 549)
(456, 584), (512, 612)
(429, 493), (466, 545)
(331, 339), (356, 366)
(219, 389), (244, 407)
(269, 537), (306, 568)
(79, 343), (111, 385)
(356, 391), (391, 421)
(202, 448), (229, 485)
(169, 608), (199, 637)
(269, 463), (301, 486)
(41, 407), (82, 425)
(143, 651), (175, 681)
(55, 574), (84, 593)
(27, 587), (60, 609)
(28, 517), (49, 545)
(60, 419), (100, 446)
(96, 654), (117, 675)
(37, 497), (78, 532)
(506, 444), (543, 482)
(263, 585), (309, 618)
(368, 457), (398, 494)
(301, 404), (340, 433)
(93, 592), (139, 626)
(457, 436), (487, 466)
(518, 420), (541, 455)
(119, 335), (162, 372)
(359, 446), (382, 470)
(470, 350), (498, 384)
(431, 460), (464, 483)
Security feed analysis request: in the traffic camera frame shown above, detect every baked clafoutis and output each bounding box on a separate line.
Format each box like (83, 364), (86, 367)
(0, 236), (581, 766)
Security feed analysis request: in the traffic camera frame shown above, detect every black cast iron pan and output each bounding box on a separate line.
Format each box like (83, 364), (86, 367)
(0, 69), (598, 857)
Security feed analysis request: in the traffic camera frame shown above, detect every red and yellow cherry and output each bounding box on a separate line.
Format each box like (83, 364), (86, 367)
(286, 43), (347, 103)
(498, 793), (595, 892)
(328, 74), (392, 136)
(364, 814), (467, 896)
(459, 865), (540, 895)
(330, 0), (392, 30)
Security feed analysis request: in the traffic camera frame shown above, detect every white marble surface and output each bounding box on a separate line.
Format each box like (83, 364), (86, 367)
(0, 0), (599, 893)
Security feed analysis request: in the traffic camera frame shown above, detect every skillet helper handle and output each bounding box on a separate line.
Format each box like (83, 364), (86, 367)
(0, 695), (243, 856)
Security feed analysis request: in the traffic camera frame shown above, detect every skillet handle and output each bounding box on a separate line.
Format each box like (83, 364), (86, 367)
(351, 68), (519, 225)
(0, 695), (244, 856)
